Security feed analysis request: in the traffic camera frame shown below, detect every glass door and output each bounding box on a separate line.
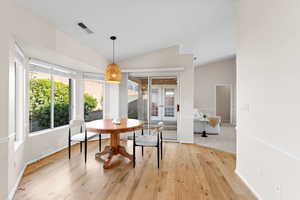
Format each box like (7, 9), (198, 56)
(127, 76), (149, 124)
(150, 77), (178, 141)
(162, 87), (176, 121)
(127, 75), (178, 141)
(150, 86), (162, 121)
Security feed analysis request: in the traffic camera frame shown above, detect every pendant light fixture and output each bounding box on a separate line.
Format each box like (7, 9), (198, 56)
(105, 36), (121, 83)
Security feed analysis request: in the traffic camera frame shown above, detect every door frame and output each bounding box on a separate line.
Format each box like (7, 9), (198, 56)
(215, 84), (232, 124)
(128, 73), (180, 141)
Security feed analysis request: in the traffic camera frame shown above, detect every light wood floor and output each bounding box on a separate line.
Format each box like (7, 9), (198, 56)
(14, 140), (256, 200)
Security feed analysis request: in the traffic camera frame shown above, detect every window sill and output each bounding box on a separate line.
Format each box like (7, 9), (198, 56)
(28, 125), (69, 137)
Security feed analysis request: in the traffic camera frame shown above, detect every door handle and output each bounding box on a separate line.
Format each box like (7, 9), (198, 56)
(177, 104), (180, 112)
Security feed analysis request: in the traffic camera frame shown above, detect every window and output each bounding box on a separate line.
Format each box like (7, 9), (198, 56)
(127, 79), (139, 119)
(29, 71), (52, 132)
(53, 75), (70, 127)
(84, 80), (104, 122)
(29, 61), (73, 133)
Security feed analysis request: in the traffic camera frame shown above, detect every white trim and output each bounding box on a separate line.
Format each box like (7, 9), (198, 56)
(7, 143), (70, 200)
(28, 125), (69, 137)
(0, 134), (16, 144)
(122, 67), (184, 73)
(6, 137), (110, 200)
(7, 164), (26, 200)
(180, 140), (194, 144)
(235, 170), (262, 200)
(0, 137), (9, 144)
(29, 58), (80, 75)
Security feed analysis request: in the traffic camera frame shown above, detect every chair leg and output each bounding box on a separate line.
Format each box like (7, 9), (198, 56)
(84, 141), (87, 163)
(85, 130), (87, 163)
(68, 128), (71, 159)
(142, 146), (144, 157)
(133, 131), (136, 168)
(133, 145), (136, 168)
(68, 139), (71, 159)
(99, 134), (101, 152)
(80, 142), (82, 153)
(161, 141), (163, 160)
(160, 131), (163, 160)
(157, 146), (160, 168)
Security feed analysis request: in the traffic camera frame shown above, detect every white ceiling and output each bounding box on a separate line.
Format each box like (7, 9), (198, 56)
(16, 0), (235, 65)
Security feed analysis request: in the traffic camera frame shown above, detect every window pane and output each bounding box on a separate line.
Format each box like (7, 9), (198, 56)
(29, 71), (51, 132)
(128, 80), (139, 119)
(127, 77), (148, 125)
(84, 80), (104, 122)
(53, 75), (70, 127)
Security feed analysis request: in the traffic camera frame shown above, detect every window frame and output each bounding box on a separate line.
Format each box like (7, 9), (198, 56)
(14, 44), (26, 148)
(28, 64), (74, 134)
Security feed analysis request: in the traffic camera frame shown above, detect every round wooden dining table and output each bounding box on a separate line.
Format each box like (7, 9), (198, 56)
(86, 118), (144, 169)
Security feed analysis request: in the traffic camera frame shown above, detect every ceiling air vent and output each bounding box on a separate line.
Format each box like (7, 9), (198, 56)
(77, 22), (94, 34)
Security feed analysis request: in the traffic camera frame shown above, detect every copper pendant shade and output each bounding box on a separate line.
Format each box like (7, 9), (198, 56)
(105, 36), (121, 83)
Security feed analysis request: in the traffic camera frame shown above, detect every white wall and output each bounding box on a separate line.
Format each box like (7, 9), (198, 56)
(0, 0), (14, 199)
(119, 46), (194, 143)
(0, 2), (109, 199)
(12, 3), (108, 73)
(194, 57), (236, 124)
(119, 73), (129, 118)
(104, 83), (120, 119)
(237, 0), (300, 199)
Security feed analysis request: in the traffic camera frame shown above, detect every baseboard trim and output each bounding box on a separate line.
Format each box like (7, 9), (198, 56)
(7, 140), (100, 200)
(235, 170), (262, 200)
(7, 144), (71, 200)
(180, 140), (194, 144)
(7, 164), (27, 200)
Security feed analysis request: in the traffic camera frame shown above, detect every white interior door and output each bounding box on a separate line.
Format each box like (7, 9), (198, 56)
(150, 87), (162, 121)
(151, 85), (176, 121)
(162, 86), (177, 121)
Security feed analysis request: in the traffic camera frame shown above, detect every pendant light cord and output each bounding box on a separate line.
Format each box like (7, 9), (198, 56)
(113, 40), (115, 64)
(110, 36), (117, 64)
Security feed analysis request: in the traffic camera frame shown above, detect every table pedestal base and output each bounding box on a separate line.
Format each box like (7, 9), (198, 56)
(201, 131), (208, 137)
(95, 145), (133, 169)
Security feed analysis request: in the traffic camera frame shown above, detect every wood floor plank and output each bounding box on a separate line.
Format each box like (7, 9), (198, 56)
(14, 141), (256, 200)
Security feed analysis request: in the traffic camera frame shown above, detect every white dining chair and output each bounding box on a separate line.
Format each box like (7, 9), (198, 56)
(132, 122), (164, 168)
(68, 119), (100, 163)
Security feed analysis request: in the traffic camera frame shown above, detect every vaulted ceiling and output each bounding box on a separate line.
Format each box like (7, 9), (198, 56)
(16, 0), (235, 65)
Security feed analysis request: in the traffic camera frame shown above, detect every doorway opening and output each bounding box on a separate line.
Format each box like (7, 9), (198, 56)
(215, 84), (232, 124)
(127, 75), (178, 141)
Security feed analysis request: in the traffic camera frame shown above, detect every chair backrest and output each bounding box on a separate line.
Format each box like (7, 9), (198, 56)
(157, 122), (164, 132)
(69, 120), (85, 135)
